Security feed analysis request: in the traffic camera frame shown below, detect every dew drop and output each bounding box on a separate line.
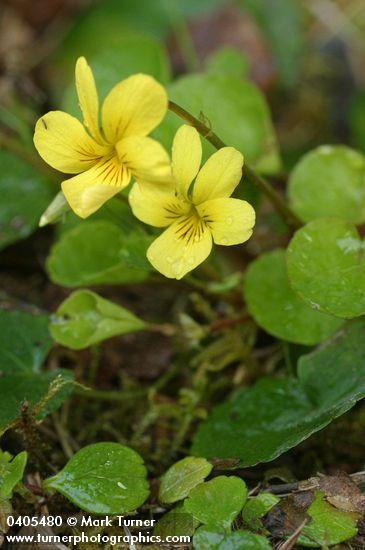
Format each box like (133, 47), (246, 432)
(172, 261), (181, 275)
(220, 237), (228, 245)
(187, 257), (195, 266)
(226, 217), (233, 225)
(318, 145), (332, 155)
(194, 235), (201, 242)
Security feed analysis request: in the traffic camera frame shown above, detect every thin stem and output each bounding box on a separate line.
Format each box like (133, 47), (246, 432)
(168, 100), (226, 149)
(74, 387), (148, 402)
(168, 100), (302, 229)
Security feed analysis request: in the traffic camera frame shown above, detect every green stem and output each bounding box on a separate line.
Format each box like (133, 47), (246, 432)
(168, 100), (302, 229)
(74, 387), (148, 401)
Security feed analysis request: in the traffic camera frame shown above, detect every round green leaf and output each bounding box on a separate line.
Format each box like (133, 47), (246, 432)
(298, 492), (358, 547)
(50, 290), (146, 350)
(288, 146), (365, 224)
(43, 443), (149, 515)
(159, 457), (213, 504)
(244, 249), (343, 344)
(47, 221), (150, 287)
(0, 151), (52, 251)
(184, 476), (247, 529)
(287, 218), (365, 318)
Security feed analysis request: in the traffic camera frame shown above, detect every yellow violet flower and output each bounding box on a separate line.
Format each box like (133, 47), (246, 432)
(33, 57), (170, 218)
(129, 125), (256, 279)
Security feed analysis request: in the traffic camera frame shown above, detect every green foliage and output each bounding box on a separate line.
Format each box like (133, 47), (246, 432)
(0, 310), (73, 434)
(0, 151), (53, 251)
(0, 310), (52, 374)
(55, 196), (137, 237)
(287, 218), (365, 318)
(3, 4), (365, 546)
(194, 526), (273, 550)
(153, 504), (198, 539)
(191, 322), (365, 464)
(50, 290), (146, 350)
(288, 146), (365, 224)
(349, 90), (365, 152)
(159, 456), (213, 504)
(43, 442), (149, 515)
(0, 450), (27, 499)
(205, 46), (250, 78)
(184, 476), (248, 529)
(244, 249), (343, 345)
(298, 492), (358, 547)
(242, 493), (279, 530)
(47, 221), (151, 287)
(157, 72), (281, 174)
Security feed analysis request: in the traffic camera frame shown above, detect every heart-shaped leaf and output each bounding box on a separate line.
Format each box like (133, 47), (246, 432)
(191, 322), (365, 465)
(50, 290), (147, 350)
(43, 442), (149, 515)
(287, 218), (365, 318)
(244, 249), (343, 344)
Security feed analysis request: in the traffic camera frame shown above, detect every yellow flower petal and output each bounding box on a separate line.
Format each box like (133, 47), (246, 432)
(172, 125), (202, 196)
(75, 57), (106, 145)
(33, 111), (111, 174)
(102, 74), (168, 143)
(193, 147), (244, 204)
(129, 183), (191, 227)
(147, 216), (212, 279)
(197, 197), (255, 245)
(61, 155), (130, 218)
(116, 136), (172, 185)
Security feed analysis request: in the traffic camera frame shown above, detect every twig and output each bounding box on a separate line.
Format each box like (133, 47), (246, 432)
(276, 518), (309, 550)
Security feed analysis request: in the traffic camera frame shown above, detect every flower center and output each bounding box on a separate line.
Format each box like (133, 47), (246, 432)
(175, 208), (207, 244)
